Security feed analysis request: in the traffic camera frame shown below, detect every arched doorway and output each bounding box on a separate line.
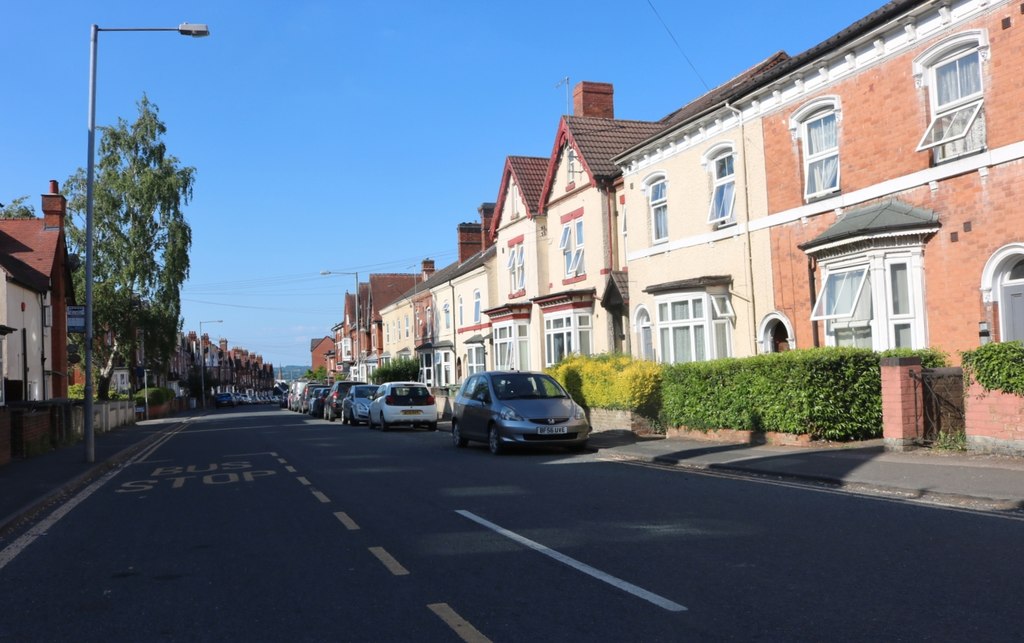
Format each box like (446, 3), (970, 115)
(758, 312), (795, 353)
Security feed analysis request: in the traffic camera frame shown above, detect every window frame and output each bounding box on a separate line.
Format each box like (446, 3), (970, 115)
(706, 148), (736, 225)
(802, 110), (840, 199)
(647, 175), (668, 244)
(560, 218), (585, 279)
(543, 311), (592, 367)
(913, 32), (989, 162)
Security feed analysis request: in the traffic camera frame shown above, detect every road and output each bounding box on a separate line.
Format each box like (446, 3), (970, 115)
(2, 406), (1022, 641)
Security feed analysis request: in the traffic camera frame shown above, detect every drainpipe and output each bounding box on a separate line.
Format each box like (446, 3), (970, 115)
(724, 102), (759, 355)
(39, 293), (48, 400)
(808, 256), (820, 347)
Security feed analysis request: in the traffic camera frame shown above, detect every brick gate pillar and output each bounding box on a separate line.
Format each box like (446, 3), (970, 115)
(881, 357), (922, 451)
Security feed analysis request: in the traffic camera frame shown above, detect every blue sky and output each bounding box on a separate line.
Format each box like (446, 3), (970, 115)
(1, 0), (886, 368)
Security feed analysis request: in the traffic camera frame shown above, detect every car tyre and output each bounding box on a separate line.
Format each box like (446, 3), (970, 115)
(452, 422), (467, 448)
(379, 413), (389, 432)
(567, 441), (587, 453)
(342, 409), (350, 425)
(428, 422), (438, 431)
(327, 407), (335, 422)
(488, 425), (504, 455)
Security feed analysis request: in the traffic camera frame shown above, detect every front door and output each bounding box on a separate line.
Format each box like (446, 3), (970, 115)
(1003, 283), (1024, 341)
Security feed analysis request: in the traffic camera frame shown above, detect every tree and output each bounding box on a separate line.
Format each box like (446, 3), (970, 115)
(303, 365), (328, 381)
(0, 196), (37, 219)
(63, 95), (195, 400)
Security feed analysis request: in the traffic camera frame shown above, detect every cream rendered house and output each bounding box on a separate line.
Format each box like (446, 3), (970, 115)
(487, 83), (665, 370)
(486, 155), (548, 371)
(614, 57), (785, 363)
(379, 291), (417, 369)
(432, 244), (495, 384)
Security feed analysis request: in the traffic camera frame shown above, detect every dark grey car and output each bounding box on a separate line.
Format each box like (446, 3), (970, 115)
(451, 371), (590, 454)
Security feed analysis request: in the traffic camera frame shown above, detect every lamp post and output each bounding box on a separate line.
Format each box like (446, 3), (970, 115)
(198, 319), (223, 408)
(320, 271), (360, 380)
(83, 22), (209, 462)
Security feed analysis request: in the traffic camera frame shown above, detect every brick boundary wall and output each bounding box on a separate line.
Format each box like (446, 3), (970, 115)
(964, 380), (1024, 456)
(880, 357), (923, 451)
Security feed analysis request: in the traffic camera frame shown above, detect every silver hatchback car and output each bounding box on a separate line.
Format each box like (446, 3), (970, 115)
(451, 371), (590, 454)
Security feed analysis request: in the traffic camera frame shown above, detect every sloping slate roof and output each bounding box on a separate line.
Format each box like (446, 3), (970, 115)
(507, 156), (548, 216)
(658, 51), (791, 129)
(565, 116), (667, 179)
(0, 219), (59, 292)
(798, 200), (939, 251)
(447, 244), (496, 282)
(395, 259), (463, 300)
(618, 1), (922, 161)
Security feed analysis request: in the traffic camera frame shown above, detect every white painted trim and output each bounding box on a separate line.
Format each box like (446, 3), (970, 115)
(980, 242), (1024, 303)
(626, 139), (1024, 262)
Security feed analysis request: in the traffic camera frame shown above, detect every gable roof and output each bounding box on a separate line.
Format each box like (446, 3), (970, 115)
(489, 156), (548, 239)
(368, 273), (418, 321)
(0, 218), (61, 292)
(538, 116), (666, 209)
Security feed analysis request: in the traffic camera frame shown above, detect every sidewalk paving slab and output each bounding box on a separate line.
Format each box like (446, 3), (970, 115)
(588, 430), (1024, 512)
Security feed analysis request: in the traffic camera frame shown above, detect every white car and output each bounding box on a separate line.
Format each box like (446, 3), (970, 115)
(367, 382), (438, 431)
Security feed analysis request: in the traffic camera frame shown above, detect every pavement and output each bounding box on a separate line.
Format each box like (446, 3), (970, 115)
(2, 410), (1023, 539)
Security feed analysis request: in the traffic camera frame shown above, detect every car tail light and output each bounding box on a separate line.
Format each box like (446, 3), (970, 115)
(425, 395), (435, 405)
(385, 395), (395, 405)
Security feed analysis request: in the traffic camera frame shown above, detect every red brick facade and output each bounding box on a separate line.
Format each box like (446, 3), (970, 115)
(763, 4), (1024, 361)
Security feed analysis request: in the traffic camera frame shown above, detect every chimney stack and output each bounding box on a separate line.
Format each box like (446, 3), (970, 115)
(457, 223), (483, 263)
(421, 258), (435, 281)
(41, 180), (67, 230)
(478, 202), (496, 250)
(573, 81), (614, 119)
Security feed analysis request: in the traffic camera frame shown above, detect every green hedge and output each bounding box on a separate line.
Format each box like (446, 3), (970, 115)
(547, 354), (662, 416)
(371, 358), (420, 385)
(962, 341), (1024, 396)
(553, 347), (948, 442)
(134, 387), (174, 406)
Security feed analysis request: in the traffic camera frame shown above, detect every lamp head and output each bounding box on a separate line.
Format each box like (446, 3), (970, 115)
(178, 23), (210, 37)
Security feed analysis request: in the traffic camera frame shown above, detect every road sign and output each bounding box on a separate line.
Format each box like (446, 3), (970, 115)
(68, 305), (86, 333)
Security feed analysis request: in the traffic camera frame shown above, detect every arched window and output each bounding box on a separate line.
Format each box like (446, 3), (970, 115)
(644, 173), (668, 243)
(790, 96), (841, 200)
(635, 306), (655, 361)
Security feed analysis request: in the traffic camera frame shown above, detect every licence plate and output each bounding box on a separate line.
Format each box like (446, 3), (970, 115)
(401, 410), (421, 415)
(538, 426), (567, 435)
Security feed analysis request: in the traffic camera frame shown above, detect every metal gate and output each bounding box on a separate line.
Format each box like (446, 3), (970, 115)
(910, 367), (965, 444)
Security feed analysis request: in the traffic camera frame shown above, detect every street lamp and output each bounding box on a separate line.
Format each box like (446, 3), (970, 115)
(83, 22), (209, 462)
(198, 319), (223, 408)
(321, 271), (360, 380)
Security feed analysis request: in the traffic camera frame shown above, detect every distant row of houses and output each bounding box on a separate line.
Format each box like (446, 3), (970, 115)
(0, 182), (276, 404)
(312, 0), (1024, 387)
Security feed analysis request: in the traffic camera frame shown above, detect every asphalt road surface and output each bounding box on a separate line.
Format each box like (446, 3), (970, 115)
(2, 406), (1022, 642)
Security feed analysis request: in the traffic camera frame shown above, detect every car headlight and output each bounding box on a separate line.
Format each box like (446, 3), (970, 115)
(498, 405), (524, 422)
(573, 403), (587, 420)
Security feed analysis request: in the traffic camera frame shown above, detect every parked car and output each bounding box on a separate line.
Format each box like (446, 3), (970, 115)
(214, 392), (235, 408)
(325, 380), (367, 422)
(451, 371), (590, 454)
(298, 382), (324, 413)
(367, 382), (437, 431)
(308, 386), (330, 417)
(341, 384), (377, 425)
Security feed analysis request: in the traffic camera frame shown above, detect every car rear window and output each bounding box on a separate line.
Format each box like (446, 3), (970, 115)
(390, 385), (431, 402)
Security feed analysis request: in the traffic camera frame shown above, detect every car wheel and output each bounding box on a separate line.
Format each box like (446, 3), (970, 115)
(452, 422), (467, 448)
(567, 441), (588, 453)
(488, 425), (504, 455)
(379, 412), (389, 432)
(428, 422), (438, 432)
(342, 409), (350, 425)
